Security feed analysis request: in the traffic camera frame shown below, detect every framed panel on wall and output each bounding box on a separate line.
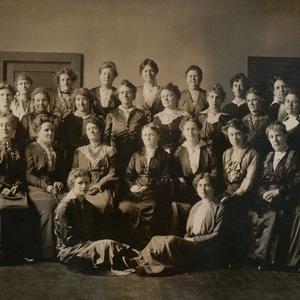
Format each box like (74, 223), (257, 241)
(0, 51), (83, 97)
(248, 56), (300, 101)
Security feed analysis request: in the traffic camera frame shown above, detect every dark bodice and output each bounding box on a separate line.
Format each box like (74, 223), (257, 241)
(222, 102), (249, 119)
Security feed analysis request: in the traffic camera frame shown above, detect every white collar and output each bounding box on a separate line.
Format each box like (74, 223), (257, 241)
(232, 98), (246, 106)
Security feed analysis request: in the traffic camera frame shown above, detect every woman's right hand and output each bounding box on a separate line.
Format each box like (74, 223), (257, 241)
(178, 177), (187, 189)
(130, 185), (140, 193)
(47, 185), (57, 195)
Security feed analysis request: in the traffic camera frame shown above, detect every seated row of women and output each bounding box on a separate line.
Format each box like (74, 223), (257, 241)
(1, 104), (300, 275)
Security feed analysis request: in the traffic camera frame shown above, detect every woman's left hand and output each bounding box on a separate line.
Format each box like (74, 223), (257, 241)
(88, 185), (100, 195)
(263, 189), (280, 202)
(53, 182), (64, 192)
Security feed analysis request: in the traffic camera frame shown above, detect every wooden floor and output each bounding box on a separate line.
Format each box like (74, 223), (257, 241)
(1, 263), (300, 300)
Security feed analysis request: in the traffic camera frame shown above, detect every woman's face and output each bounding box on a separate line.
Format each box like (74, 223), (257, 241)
(284, 94), (300, 116)
(99, 67), (115, 87)
(17, 79), (32, 96)
(0, 117), (15, 141)
(0, 88), (14, 110)
(182, 121), (200, 142)
(86, 122), (101, 143)
(232, 80), (245, 98)
(273, 79), (288, 102)
(141, 65), (156, 83)
(59, 73), (73, 92)
(207, 91), (222, 110)
(37, 122), (54, 145)
(186, 70), (200, 89)
(142, 127), (159, 148)
(268, 129), (288, 152)
(75, 95), (90, 113)
(228, 127), (246, 148)
(118, 85), (135, 107)
(34, 93), (49, 113)
(197, 177), (214, 199)
(161, 89), (177, 109)
(246, 93), (262, 115)
(73, 176), (90, 198)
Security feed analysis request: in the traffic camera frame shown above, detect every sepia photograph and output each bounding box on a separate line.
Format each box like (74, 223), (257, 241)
(0, 0), (300, 299)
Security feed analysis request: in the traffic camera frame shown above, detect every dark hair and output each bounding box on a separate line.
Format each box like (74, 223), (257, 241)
(230, 73), (249, 89)
(0, 81), (16, 96)
(119, 79), (137, 96)
(192, 172), (217, 194)
(67, 168), (92, 190)
(32, 114), (54, 135)
(72, 88), (94, 111)
(15, 73), (33, 86)
(285, 89), (299, 102)
(207, 83), (226, 103)
(222, 118), (249, 137)
(266, 121), (288, 137)
(245, 87), (265, 101)
(161, 82), (181, 101)
(270, 75), (288, 92)
(54, 67), (77, 85)
(31, 87), (51, 103)
(185, 65), (203, 82)
(179, 115), (202, 131)
(139, 58), (159, 75)
(98, 61), (118, 78)
(0, 111), (18, 131)
(83, 116), (105, 138)
(142, 122), (161, 136)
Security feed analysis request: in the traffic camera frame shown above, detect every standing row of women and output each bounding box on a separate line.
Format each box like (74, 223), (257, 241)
(0, 58), (300, 276)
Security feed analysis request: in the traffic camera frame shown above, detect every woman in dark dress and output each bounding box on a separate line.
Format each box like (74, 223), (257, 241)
(91, 61), (120, 118)
(242, 87), (271, 158)
(52, 67), (77, 119)
(125, 173), (224, 276)
(153, 82), (189, 154)
(248, 122), (300, 270)
(0, 113), (30, 263)
(25, 115), (66, 259)
(178, 65), (208, 116)
(198, 84), (231, 163)
(55, 168), (138, 275)
(173, 116), (216, 205)
(281, 90), (300, 154)
(104, 80), (146, 174)
(72, 116), (118, 213)
(222, 73), (250, 119)
(62, 88), (96, 172)
(269, 75), (289, 122)
(221, 118), (258, 266)
(21, 87), (62, 145)
(119, 123), (172, 249)
(134, 58), (163, 122)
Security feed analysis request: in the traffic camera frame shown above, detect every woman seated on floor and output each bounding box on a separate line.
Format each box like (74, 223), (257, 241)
(119, 123), (172, 249)
(72, 116), (118, 213)
(25, 115), (67, 260)
(124, 172), (224, 276)
(55, 168), (138, 275)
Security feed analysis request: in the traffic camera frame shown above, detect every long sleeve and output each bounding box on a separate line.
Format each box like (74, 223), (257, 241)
(125, 153), (138, 189)
(25, 145), (48, 190)
(236, 151), (258, 196)
(104, 112), (113, 145)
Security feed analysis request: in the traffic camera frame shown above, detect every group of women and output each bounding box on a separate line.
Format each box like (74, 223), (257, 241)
(0, 58), (300, 276)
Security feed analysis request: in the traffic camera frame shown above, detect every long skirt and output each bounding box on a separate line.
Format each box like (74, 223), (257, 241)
(57, 239), (138, 275)
(136, 235), (220, 275)
(28, 186), (64, 259)
(119, 190), (172, 249)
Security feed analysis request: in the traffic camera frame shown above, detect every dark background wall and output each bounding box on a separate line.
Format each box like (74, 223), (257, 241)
(0, 0), (300, 102)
